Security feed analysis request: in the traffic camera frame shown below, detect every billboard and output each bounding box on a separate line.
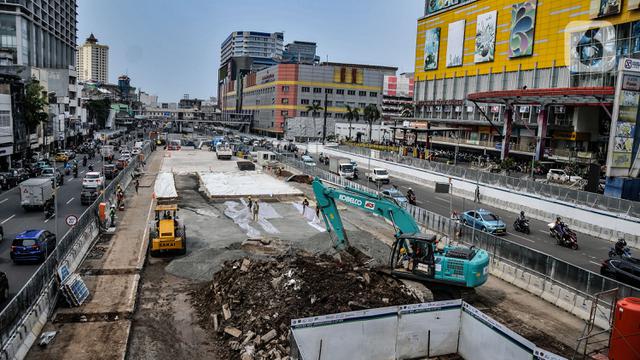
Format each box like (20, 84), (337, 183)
(446, 20), (466, 67)
(384, 75), (415, 98)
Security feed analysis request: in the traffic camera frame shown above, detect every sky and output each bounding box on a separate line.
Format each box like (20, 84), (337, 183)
(77, 0), (423, 103)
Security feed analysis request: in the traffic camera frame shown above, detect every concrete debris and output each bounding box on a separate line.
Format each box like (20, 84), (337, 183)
(224, 327), (243, 338)
(191, 252), (418, 359)
(38, 331), (57, 347)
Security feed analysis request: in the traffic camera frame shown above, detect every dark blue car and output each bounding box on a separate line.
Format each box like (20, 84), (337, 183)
(10, 230), (56, 263)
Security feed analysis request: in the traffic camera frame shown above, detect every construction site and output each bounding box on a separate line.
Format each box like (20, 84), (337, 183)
(24, 144), (638, 360)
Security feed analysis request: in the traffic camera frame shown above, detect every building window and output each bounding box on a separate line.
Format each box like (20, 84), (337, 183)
(301, 99), (310, 105)
(336, 89), (345, 95)
(336, 101), (345, 107)
(302, 87), (310, 93)
(347, 90), (356, 96)
(281, 98), (289, 104)
(359, 91), (367, 96)
(0, 110), (9, 128)
(369, 92), (378, 97)
(281, 110), (289, 117)
(326, 101), (333, 107)
(300, 111), (309, 117)
(282, 85), (289, 92)
(326, 113), (332, 118)
(359, 103), (366, 108)
(325, 89), (333, 94)
(313, 87), (322, 93)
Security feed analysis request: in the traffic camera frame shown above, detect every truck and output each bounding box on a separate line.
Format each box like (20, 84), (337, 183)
(329, 157), (355, 179)
(313, 178), (489, 289)
(150, 173), (186, 256)
(367, 168), (390, 184)
(100, 145), (114, 161)
(20, 178), (54, 210)
(216, 143), (233, 160)
(257, 151), (277, 167)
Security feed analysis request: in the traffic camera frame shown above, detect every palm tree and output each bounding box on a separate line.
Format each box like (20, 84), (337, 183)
(23, 79), (49, 157)
(344, 105), (360, 141)
(306, 102), (323, 141)
(400, 103), (415, 118)
(363, 104), (381, 143)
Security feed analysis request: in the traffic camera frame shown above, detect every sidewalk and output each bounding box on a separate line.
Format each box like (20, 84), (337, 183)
(25, 150), (163, 360)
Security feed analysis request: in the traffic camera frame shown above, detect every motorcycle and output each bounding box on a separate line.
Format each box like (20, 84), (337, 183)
(353, 168), (359, 180)
(513, 218), (530, 234)
(548, 222), (579, 250)
(608, 247), (632, 259)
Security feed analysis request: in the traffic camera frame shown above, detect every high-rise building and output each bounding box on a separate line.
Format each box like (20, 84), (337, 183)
(220, 31), (284, 70)
(283, 41), (320, 64)
(0, 0), (77, 68)
(77, 33), (109, 83)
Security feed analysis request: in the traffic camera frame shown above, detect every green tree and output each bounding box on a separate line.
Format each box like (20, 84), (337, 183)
(23, 79), (49, 155)
(363, 104), (381, 143)
(400, 103), (415, 118)
(306, 102), (323, 141)
(344, 105), (360, 141)
(86, 99), (112, 129)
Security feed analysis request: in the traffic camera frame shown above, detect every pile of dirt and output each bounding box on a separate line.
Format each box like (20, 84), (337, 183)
(191, 252), (419, 359)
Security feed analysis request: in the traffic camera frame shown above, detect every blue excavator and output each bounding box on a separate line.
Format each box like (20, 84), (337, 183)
(312, 177), (490, 289)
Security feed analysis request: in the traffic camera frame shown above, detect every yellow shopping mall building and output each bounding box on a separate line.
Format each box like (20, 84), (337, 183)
(410, 0), (640, 162)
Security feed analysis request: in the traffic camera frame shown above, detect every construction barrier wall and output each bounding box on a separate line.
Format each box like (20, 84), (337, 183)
(290, 300), (566, 360)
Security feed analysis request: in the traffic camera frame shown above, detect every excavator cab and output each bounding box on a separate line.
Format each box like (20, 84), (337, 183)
(390, 233), (437, 279)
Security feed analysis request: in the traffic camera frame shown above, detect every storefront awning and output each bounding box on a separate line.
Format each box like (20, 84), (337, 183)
(467, 87), (615, 106)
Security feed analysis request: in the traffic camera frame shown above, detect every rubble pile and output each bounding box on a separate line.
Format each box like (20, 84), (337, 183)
(192, 253), (419, 359)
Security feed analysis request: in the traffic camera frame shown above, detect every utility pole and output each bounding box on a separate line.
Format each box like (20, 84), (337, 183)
(322, 92), (328, 144)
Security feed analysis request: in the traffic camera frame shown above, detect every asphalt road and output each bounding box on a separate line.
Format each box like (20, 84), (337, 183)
(0, 149), (127, 308)
(306, 154), (613, 273)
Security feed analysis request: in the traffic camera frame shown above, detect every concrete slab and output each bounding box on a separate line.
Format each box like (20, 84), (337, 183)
(161, 149), (239, 174)
(54, 274), (139, 319)
(25, 321), (130, 360)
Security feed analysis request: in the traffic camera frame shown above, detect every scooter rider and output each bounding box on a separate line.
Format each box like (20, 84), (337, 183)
(406, 188), (416, 205)
(82, 155), (88, 167)
(553, 217), (566, 239)
(614, 238), (628, 256)
(517, 211), (527, 225)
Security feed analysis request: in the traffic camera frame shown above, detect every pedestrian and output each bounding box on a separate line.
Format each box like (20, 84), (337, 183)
(135, 179), (139, 194)
(252, 201), (260, 222)
(247, 196), (253, 211)
(302, 197), (309, 215)
(109, 205), (116, 227)
(474, 185), (480, 203)
(315, 205), (320, 218)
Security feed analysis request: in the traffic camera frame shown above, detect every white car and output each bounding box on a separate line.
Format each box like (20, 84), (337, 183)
(301, 155), (316, 167)
(120, 150), (132, 158)
(368, 168), (390, 184)
(547, 169), (582, 183)
(82, 172), (105, 189)
(132, 147), (142, 155)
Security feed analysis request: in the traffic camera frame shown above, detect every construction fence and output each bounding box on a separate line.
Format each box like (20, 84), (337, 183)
(278, 154), (640, 324)
(0, 143), (152, 354)
(337, 144), (640, 219)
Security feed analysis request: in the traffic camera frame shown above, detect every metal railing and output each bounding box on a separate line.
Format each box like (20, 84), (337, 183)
(0, 142), (152, 348)
(278, 154), (640, 312)
(335, 144), (640, 219)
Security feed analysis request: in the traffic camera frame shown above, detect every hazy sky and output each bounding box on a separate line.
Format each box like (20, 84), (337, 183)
(77, 0), (423, 102)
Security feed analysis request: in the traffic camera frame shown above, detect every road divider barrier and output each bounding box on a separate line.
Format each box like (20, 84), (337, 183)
(323, 145), (640, 249)
(279, 154), (639, 330)
(0, 143), (152, 360)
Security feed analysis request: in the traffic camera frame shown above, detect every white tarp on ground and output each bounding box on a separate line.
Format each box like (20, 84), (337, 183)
(200, 172), (302, 197)
(154, 172), (178, 199)
(293, 203), (326, 233)
(224, 200), (281, 238)
(161, 150), (239, 174)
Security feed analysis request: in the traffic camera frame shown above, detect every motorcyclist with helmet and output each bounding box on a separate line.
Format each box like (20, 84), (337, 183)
(614, 238), (629, 257)
(553, 217), (566, 238)
(406, 188), (417, 205)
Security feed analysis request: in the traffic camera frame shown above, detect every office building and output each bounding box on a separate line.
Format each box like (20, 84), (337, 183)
(283, 41), (320, 64)
(220, 31), (284, 70)
(77, 33), (109, 83)
(382, 73), (414, 120)
(0, 0), (77, 68)
(220, 62), (396, 138)
(411, 0), (640, 167)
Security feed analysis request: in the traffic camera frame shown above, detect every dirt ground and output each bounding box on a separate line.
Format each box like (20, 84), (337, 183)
(126, 176), (600, 360)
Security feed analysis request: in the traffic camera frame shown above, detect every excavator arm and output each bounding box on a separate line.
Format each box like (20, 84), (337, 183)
(312, 177), (420, 249)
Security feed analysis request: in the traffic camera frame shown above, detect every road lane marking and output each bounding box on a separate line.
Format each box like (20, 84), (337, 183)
(1, 214), (15, 224)
(435, 196), (449, 203)
(507, 232), (536, 243)
(0, 199), (7, 205)
(44, 217), (50, 223)
(66, 197), (75, 204)
(590, 261), (601, 267)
